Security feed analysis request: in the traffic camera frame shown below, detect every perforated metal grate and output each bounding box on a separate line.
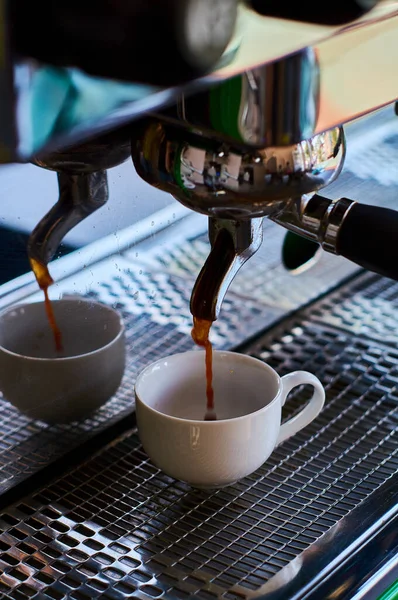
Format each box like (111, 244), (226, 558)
(127, 219), (358, 311)
(344, 122), (398, 188)
(0, 311), (187, 496)
(82, 262), (275, 346)
(309, 271), (398, 345)
(0, 258), (281, 495)
(0, 318), (396, 599)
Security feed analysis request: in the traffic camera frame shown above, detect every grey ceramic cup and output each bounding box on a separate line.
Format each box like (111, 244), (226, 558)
(0, 298), (125, 423)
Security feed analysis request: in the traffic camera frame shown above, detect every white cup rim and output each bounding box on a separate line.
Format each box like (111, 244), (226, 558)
(135, 349), (282, 425)
(0, 298), (125, 362)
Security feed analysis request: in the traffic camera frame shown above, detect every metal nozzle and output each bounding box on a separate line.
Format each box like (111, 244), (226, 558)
(28, 128), (132, 275)
(27, 170), (108, 268)
(190, 217), (263, 322)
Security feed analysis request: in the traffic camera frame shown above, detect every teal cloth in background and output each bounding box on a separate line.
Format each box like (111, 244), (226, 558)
(26, 65), (156, 155)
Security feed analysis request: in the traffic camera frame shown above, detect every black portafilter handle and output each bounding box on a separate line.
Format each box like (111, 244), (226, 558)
(248, 0), (379, 25)
(336, 202), (398, 281)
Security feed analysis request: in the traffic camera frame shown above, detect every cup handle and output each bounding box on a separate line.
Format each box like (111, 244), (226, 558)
(277, 371), (325, 445)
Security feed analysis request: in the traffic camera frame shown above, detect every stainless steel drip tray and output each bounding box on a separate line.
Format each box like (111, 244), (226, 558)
(0, 255), (282, 497)
(3, 121), (397, 502)
(0, 222), (397, 598)
(2, 110), (398, 599)
(0, 315), (397, 600)
(0, 212), (357, 498)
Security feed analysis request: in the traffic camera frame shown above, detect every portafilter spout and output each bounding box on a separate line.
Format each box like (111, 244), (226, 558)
(28, 129), (131, 286)
(190, 218), (263, 322)
(131, 119), (344, 320)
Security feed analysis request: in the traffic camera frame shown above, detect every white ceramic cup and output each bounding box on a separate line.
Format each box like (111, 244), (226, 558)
(136, 350), (325, 488)
(0, 298), (125, 423)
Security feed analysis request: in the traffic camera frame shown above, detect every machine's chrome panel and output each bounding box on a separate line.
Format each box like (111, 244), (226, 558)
(131, 122), (344, 220)
(1, 2), (398, 160)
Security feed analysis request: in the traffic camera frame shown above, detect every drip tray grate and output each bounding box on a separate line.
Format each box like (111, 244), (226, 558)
(0, 319), (396, 599)
(127, 218), (357, 311)
(0, 258), (281, 495)
(308, 270), (398, 345)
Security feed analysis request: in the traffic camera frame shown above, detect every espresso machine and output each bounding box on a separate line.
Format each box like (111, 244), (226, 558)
(0, 2), (398, 600)
(5, 1), (398, 322)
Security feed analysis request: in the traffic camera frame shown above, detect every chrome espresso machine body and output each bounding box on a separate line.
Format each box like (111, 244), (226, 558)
(0, 2), (397, 600)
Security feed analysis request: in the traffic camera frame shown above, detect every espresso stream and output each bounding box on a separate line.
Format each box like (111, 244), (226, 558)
(30, 258), (63, 353)
(32, 252), (212, 398)
(191, 317), (216, 421)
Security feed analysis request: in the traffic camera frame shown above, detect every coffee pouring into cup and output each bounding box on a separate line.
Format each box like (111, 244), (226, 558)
(135, 350), (325, 488)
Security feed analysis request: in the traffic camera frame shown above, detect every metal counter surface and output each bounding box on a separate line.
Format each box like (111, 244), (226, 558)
(0, 107), (397, 599)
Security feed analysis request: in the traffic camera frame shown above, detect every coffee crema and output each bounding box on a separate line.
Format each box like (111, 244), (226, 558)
(191, 316), (216, 420)
(30, 258), (63, 353)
